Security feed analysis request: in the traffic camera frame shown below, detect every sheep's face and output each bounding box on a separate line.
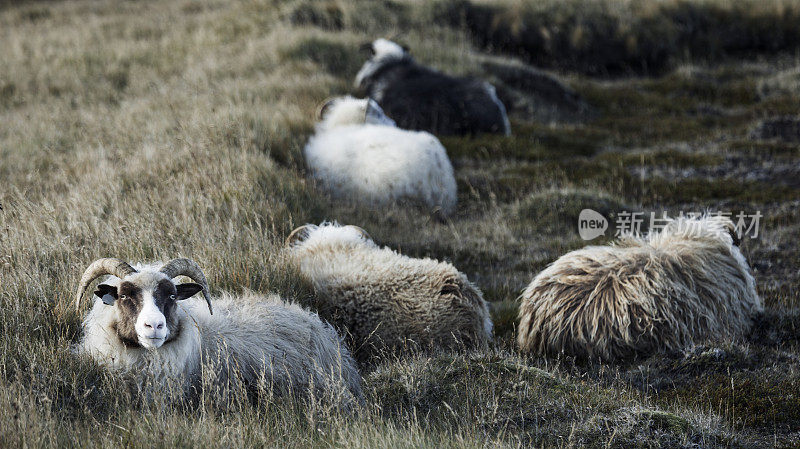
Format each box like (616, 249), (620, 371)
(355, 38), (408, 89)
(94, 272), (202, 350)
(318, 97), (396, 129)
(369, 38), (407, 60)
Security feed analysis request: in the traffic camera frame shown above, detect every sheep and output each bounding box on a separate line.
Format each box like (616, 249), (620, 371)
(286, 223), (493, 365)
(304, 95), (457, 217)
(355, 38), (511, 136)
(517, 215), (763, 361)
(74, 257), (363, 406)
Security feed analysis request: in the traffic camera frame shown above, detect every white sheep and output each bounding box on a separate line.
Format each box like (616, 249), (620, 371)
(287, 223), (493, 365)
(304, 96), (457, 217)
(517, 215), (763, 361)
(74, 258), (363, 405)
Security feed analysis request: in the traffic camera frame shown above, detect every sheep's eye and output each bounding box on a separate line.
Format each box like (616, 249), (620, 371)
(169, 295), (176, 300)
(119, 294), (127, 300)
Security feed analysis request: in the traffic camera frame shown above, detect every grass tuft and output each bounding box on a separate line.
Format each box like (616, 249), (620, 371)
(289, 1), (345, 31)
(280, 36), (363, 78)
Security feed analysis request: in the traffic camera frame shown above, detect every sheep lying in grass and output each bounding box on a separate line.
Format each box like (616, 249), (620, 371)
(304, 96), (457, 217)
(75, 258), (363, 405)
(287, 223), (492, 365)
(356, 38), (511, 136)
(517, 215), (762, 361)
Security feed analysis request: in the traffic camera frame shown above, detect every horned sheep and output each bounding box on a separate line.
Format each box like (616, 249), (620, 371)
(517, 215), (763, 361)
(74, 257), (363, 405)
(304, 95), (457, 216)
(356, 38), (511, 136)
(287, 223), (493, 365)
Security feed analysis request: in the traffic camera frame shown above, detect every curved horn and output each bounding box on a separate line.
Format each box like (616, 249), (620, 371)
(346, 225), (371, 241)
(721, 218), (741, 246)
(317, 98), (338, 121)
(363, 98), (372, 122)
(286, 224), (315, 247)
(75, 258), (137, 313)
(358, 41), (374, 56)
(159, 258), (213, 315)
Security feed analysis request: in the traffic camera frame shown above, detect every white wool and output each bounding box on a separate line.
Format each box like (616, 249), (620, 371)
(288, 223), (492, 364)
(93, 262), (168, 288)
(306, 97), (457, 215)
(318, 97), (395, 131)
(77, 264), (363, 404)
(291, 222), (377, 254)
(517, 215), (763, 361)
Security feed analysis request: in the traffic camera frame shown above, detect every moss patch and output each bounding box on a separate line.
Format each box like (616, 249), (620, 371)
(279, 37), (362, 77)
(489, 299), (519, 343)
(430, 0), (800, 76)
(443, 122), (604, 161)
(288, 1), (344, 30)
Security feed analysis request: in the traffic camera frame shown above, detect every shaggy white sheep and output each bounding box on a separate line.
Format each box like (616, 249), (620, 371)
(304, 96), (457, 217)
(74, 258), (363, 405)
(287, 223), (492, 365)
(517, 215), (763, 361)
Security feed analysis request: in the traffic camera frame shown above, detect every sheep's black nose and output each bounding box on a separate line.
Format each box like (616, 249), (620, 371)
(144, 320), (165, 330)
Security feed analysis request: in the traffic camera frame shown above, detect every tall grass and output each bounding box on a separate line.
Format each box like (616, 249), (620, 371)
(1, 0), (799, 446)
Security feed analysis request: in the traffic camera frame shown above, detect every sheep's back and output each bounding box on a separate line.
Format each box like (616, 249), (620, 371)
(368, 63), (509, 136)
(189, 293), (363, 403)
(517, 241), (760, 361)
(298, 246), (490, 364)
(304, 125), (456, 212)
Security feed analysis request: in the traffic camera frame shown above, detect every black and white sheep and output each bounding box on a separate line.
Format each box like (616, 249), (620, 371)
(355, 39), (511, 136)
(287, 223), (493, 365)
(74, 257), (363, 405)
(517, 215), (763, 361)
(304, 96), (457, 216)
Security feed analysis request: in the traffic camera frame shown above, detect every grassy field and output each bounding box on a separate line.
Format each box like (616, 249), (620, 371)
(1, 0), (799, 447)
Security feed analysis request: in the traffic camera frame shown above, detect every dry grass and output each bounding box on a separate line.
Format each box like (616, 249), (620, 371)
(1, 0), (799, 447)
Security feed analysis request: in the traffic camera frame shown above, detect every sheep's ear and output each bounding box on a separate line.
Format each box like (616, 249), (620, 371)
(366, 98), (379, 113)
(287, 224), (314, 247)
(346, 225), (371, 241)
(714, 216), (741, 246)
(359, 42), (374, 56)
(364, 99), (375, 122)
(175, 283), (203, 301)
(726, 224), (741, 246)
(94, 284), (117, 306)
(317, 98), (337, 120)
(440, 280), (461, 297)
